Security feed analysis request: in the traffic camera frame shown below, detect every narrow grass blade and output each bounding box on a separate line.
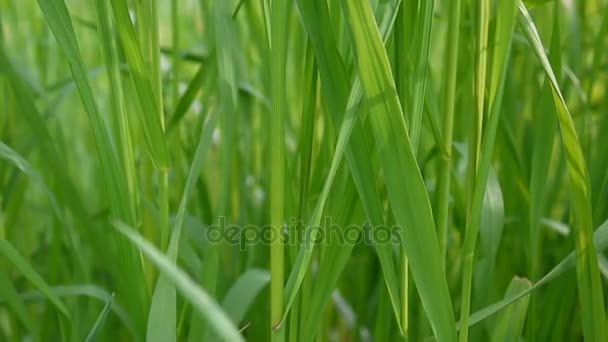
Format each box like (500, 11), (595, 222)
(147, 111), (219, 342)
(474, 169), (505, 306)
(0, 142), (62, 219)
(527, 4), (561, 337)
(168, 63), (207, 132)
(460, 218), (608, 329)
(108, 0), (169, 169)
(295, 0), (403, 331)
(436, 0), (461, 264)
(0, 272), (36, 333)
(114, 221), (245, 342)
(221, 269), (270, 322)
(300, 222), (361, 341)
(36, 0), (128, 211)
(519, 3), (606, 340)
(269, 0), (290, 337)
(490, 277), (531, 342)
(0, 240), (70, 318)
(8, 284), (136, 338)
(84, 293), (114, 342)
(339, 1), (457, 340)
(458, 1), (518, 339)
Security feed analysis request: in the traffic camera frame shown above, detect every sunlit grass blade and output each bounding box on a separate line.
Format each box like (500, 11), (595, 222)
(518, 3), (606, 340)
(268, 0), (290, 338)
(459, 219), (608, 330)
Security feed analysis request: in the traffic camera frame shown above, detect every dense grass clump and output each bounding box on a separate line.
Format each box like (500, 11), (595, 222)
(1, 0), (608, 341)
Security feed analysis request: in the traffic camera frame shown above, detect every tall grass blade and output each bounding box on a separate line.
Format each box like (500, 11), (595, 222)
(519, 3), (606, 340)
(340, 1), (457, 340)
(113, 221), (245, 342)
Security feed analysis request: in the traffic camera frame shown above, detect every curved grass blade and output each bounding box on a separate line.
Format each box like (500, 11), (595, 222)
(459, 218), (608, 330)
(108, 0), (169, 169)
(518, 3), (606, 340)
(84, 293), (114, 342)
(295, 0), (403, 332)
(114, 221), (245, 342)
(221, 269), (270, 322)
(0, 240), (69, 318)
(0, 142), (62, 219)
(147, 111), (219, 342)
(15, 285), (135, 338)
(458, 1), (518, 339)
(339, 1), (457, 340)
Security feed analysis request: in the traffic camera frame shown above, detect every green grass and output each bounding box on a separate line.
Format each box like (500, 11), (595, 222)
(1, 0), (608, 341)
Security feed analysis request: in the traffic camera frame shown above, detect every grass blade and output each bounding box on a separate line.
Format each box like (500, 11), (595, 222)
(147, 111), (219, 342)
(84, 293), (114, 342)
(340, 1), (457, 340)
(519, 3), (606, 340)
(490, 277), (531, 342)
(114, 221), (245, 342)
(0, 240), (69, 318)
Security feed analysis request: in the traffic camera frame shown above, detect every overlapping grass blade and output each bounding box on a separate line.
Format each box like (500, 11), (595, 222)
(0, 240), (69, 318)
(0, 271), (36, 333)
(339, 1), (456, 340)
(84, 293), (114, 342)
(147, 111), (219, 342)
(114, 221), (245, 342)
(295, 0), (403, 331)
(490, 278), (531, 342)
(527, 4), (561, 337)
(519, 3), (606, 340)
(458, 1), (518, 339)
(460, 219), (608, 329)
